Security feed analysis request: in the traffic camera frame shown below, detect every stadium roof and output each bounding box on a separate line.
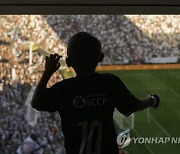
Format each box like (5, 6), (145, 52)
(0, 0), (179, 14)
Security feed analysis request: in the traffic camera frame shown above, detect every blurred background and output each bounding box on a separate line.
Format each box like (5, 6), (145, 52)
(0, 15), (179, 154)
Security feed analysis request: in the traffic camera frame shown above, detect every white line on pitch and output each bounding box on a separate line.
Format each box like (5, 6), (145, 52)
(149, 114), (171, 137)
(169, 88), (180, 97)
(143, 110), (171, 137)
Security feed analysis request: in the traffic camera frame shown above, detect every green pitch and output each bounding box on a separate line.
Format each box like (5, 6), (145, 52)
(63, 68), (180, 153)
(100, 69), (180, 154)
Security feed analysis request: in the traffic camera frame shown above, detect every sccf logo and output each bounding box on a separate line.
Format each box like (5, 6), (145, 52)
(73, 95), (86, 108)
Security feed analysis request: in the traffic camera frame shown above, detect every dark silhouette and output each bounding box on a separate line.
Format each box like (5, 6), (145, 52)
(31, 32), (160, 154)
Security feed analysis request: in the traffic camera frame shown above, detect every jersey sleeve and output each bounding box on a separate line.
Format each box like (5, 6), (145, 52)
(34, 82), (64, 112)
(113, 75), (138, 116)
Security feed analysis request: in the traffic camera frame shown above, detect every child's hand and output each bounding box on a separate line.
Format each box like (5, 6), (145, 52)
(149, 94), (160, 109)
(45, 53), (62, 75)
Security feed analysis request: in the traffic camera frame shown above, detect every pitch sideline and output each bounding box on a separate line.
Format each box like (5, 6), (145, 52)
(97, 64), (180, 71)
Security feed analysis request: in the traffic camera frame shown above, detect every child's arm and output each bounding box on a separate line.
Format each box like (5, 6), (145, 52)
(31, 53), (61, 108)
(113, 75), (160, 116)
(134, 94), (160, 112)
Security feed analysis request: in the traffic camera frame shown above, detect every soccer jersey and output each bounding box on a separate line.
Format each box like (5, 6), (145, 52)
(33, 73), (138, 154)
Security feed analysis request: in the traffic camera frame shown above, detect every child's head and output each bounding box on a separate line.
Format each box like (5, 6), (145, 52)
(66, 32), (104, 72)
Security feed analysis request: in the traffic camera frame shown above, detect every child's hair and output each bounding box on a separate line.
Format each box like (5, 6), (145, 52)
(67, 32), (102, 70)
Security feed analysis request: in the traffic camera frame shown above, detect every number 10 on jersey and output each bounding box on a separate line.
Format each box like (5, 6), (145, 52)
(78, 120), (103, 154)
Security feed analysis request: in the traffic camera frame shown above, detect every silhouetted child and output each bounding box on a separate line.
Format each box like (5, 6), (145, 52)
(31, 32), (160, 154)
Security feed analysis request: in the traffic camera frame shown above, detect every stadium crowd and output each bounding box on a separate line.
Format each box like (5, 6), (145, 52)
(0, 16), (65, 153)
(0, 54), (65, 153)
(1, 15), (179, 65)
(0, 83), (65, 153)
(0, 15), (179, 153)
(45, 15), (180, 64)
